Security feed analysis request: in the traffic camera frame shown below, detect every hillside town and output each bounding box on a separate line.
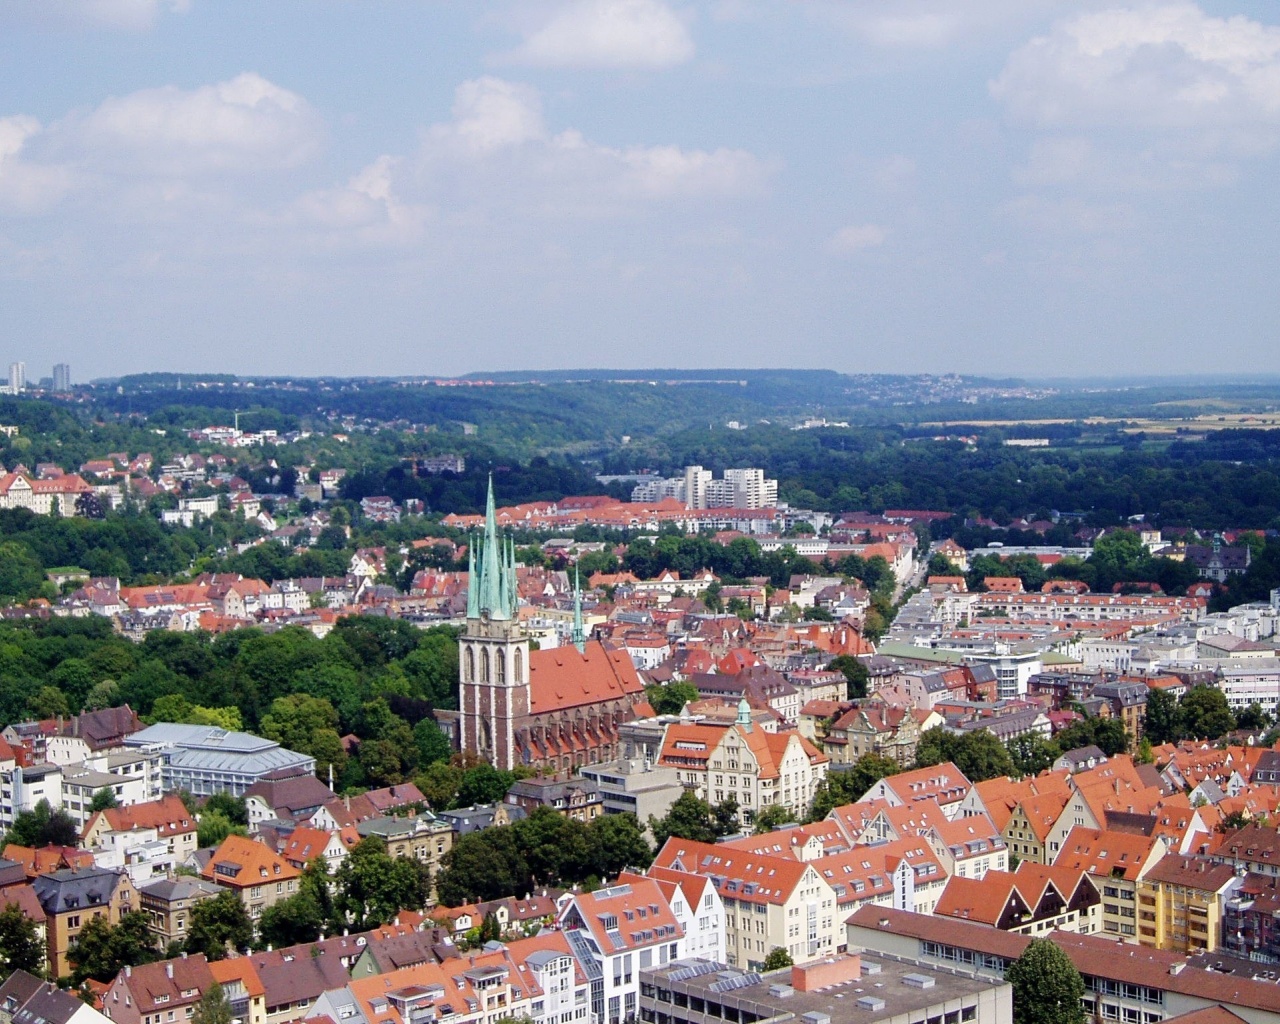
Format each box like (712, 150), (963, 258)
(4, 460), (1280, 1024)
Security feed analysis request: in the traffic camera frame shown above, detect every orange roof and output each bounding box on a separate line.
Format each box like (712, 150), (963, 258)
(528, 640), (645, 715)
(202, 834), (299, 888)
(209, 958), (265, 999)
(1053, 826), (1161, 881)
(90, 794), (195, 839)
(1013, 791), (1072, 843)
(562, 876), (684, 953)
(653, 837), (812, 906)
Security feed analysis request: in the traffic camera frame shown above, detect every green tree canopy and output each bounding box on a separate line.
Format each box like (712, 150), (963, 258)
(185, 890), (252, 961)
(1006, 938), (1085, 1024)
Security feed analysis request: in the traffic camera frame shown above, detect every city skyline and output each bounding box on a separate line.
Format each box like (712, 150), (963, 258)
(2, 1), (1278, 379)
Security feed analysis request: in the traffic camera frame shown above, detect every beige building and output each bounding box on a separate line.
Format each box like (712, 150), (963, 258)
(656, 711), (829, 825)
(136, 876), (224, 948)
(200, 834), (300, 922)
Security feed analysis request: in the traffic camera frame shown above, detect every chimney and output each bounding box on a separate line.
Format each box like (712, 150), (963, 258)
(165, 963), (173, 979)
(126, 966), (131, 977)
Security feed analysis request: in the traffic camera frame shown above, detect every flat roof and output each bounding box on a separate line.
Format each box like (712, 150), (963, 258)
(642, 955), (1004, 1024)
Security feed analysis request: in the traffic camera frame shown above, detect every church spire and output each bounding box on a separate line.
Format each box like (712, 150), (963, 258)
(736, 695), (753, 732)
(472, 474), (512, 620)
(572, 565), (586, 653)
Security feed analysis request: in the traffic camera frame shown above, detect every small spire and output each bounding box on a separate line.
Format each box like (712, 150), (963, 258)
(572, 565), (586, 654)
(736, 695), (753, 732)
(466, 532), (479, 619)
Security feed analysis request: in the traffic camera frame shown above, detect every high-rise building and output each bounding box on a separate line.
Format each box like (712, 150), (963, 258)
(52, 363), (71, 392)
(8, 362), (25, 394)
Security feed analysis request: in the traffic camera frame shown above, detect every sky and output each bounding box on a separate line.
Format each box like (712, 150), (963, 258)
(2, 0), (1278, 381)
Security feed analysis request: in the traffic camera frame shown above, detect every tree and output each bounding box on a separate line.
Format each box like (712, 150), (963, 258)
(809, 753), (900, 820)
(1006, 938), (1085, 1024)
(915, 729), (1014, 782)
(762, 947), (794, 971)
(257, 890), (324, 949)
(1143, 687), (1181, 745)
(827, 656), (869, 699)
(91, 788), (120, 812)
(0, 901), (45, 976)
(202, 793), (248, 825)
(5, 799), (78, 848)
(1007, 735), (1059, 777)
(1179, 685), (1236, 741)
(197, 812), (246, 850)
(455, 764), (515, 807)
(649, 792), (740, 848)
(1237, 703), (1270, 731)
(587, 813), (652, 878)
(334, 838), (427, 928)
(185, 890), (252, 961)
(26, 685), (70, 719)
(414, 718), (452, 768)
(644, 681), (699, 716)
(67, 910), (159, 982)
(192, 983), (233, 1024)
(753, 804), (797, 833)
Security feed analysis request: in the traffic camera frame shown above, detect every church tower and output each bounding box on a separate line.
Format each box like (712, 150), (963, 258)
(458, 477), (530, 770)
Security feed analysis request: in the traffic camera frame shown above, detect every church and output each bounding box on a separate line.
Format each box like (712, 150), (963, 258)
(457, 481), (650, 774)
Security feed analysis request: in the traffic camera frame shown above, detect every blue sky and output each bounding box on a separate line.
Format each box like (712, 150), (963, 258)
(2, 0), (1278, 380)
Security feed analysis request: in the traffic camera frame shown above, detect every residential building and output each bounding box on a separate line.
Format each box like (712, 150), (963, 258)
(244, 768), (335, 829)
(0, 764), (63, 830)
(0, 970), (111, 1024)
(656, 711), (829, 826)
(354, 815), (452, 900)
(857, 762), (972, 821)
(82, 795), (199, 873)
(650, 836), (840, 971)
(200, 834), (300, 921)
(136, 876), (223, 948)
(32, 866), (136, 978)
(640, 867), (726, 965)
(504, 777), (604, 822)
(578, 759), (684, 830)
(934, 863), (1101, 936)
(558, 877), (687, 1024)
(507, 932), (592, 1024)
(1054, 826), (1165, 942)
(101, 955), (218, 1024)
(52, 363), (71, 392)
(1136, 854), (1242, 953)
(45, 707), (144, 766)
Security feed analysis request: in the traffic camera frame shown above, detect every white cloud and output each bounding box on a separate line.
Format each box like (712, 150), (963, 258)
(510, 0), (694, 68)
(991, 4), (1280, 133)
(0, 116), (73, 214)
(292, 156), (431, 246)
(825, 223), (886, 254)
(448, 77), (547, 153)
(422, 76), (768, 204)
(2, 0), (189, 31)
(69, 72), (322, 174)
(810, 0), (1073, 50)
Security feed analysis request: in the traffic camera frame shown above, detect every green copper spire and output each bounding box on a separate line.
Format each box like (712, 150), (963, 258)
(572, 565), (586, 653)
(474, 474), (512, 620)
(736, 695), (753, 732)
(466, 532), (478, 619)
(507, 535), (518, 613)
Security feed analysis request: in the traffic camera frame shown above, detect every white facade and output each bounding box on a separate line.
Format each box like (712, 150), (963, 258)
(0, 763), (64, 828)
